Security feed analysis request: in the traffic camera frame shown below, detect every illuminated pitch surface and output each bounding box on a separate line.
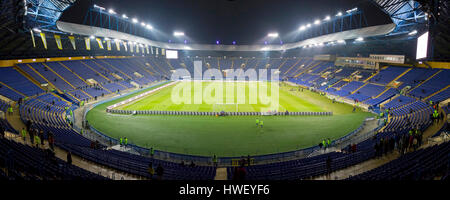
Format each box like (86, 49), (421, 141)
(117, 81), (323, 112)
(86, 82), (374, 157)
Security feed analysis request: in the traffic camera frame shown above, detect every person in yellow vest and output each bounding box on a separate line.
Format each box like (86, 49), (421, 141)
(150, 147), (155, 158)
(34, 135), (41, 148)
(21, 128), (27, 142)
(8, 107), (13, 115)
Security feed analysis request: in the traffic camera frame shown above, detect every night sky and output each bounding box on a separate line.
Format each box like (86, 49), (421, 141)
(60, 0), (391, 45)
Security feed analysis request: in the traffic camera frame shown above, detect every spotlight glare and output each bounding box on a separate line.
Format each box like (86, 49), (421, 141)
(408, 30), (418, 36)
(336, 12), (343, 16)
(132, 18), (138, 23)
(173, 31), (185, 36)
(314, 19), (321, 25)
(355, 37), (364, 42)
(324, 16), (331, 21)
(346, 7), (358, 14)
(108, 9), (116, 14)
(299, 25), (306, 31)
(267, 33), (279, 38)
(146, 24), (153, 30)
(122, 14), (128, 19)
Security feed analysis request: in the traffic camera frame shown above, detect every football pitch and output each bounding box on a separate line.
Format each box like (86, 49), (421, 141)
(86, 81), (374, 157)
(117, 81), (324, 113)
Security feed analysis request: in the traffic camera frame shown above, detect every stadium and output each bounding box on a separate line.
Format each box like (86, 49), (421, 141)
(0, 0), (449, 182)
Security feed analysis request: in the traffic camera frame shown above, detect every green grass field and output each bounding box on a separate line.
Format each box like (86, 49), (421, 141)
(86, 81), (374, 157)
(118, 81), (323, 112)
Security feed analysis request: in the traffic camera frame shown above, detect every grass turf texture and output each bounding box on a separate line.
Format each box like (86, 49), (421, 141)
(118, 81), (323, 112)
(86, 81), (374, 157)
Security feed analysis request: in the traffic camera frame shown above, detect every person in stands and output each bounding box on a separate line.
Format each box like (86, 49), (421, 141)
(67, 151), (72, 165)
(326, 156), (332, 177)
(39, 130), (44, 145)
(0, 125), (4, 138)
(147, 162), (155, 180)
(156, 164), (164, 180)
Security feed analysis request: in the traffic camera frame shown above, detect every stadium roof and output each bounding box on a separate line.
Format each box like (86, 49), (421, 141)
(57, 21), (395, 52)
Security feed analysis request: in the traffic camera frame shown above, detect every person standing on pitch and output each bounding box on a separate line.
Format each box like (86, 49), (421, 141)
(256, 118), (260, 127)
(260, 120), (264, 128)
(119, 137), (123, 147)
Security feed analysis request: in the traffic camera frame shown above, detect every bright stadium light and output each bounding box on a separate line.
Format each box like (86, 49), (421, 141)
(314, 19), (321, 25)
(146, 24), (153, 30)
(174, 31), (185, 36)
(299, 25), (306, 31)
(336, 12), (343, 16)
(324, 16), (331, 21)
(267, 33), (279, 38)
(408, 30), (418, 36)
(337, 40), (346, 44)
(355, 37), (364, 42)
(94, 4), (105, 11)
(132, 18), (138, 23)
(108, 9), (116, 14)
(306, 23), (311, 28)
(346, 7), (358, 14)
(122, 14), (128, 19)
(141, 22), (146, 26)
(90, 35), (95, 39)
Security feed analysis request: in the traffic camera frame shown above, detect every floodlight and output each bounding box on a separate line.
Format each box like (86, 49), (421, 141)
(314, 19), (321, 25)
(346, 7), (358, 13)
(90, 35), (95, 39)
(132, 18), (138, 23)
(408, 30), (418, 36)
(337, 40), (345, 44)
(306, 24), (311, 28)
(108, 9), (116, 14)
(336, 12), (343, 16)
(355, 37), (364, 42)
(122, 14), (128, 19)
(94, 4), (105, 11)
(299, 25), (306, 31)
(141, 22), (146, 26)
(267, 33), (279, 38)
(324, 16), (331, 21)
(146, 24), (153, 30)
(174, 31), (185, 36)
